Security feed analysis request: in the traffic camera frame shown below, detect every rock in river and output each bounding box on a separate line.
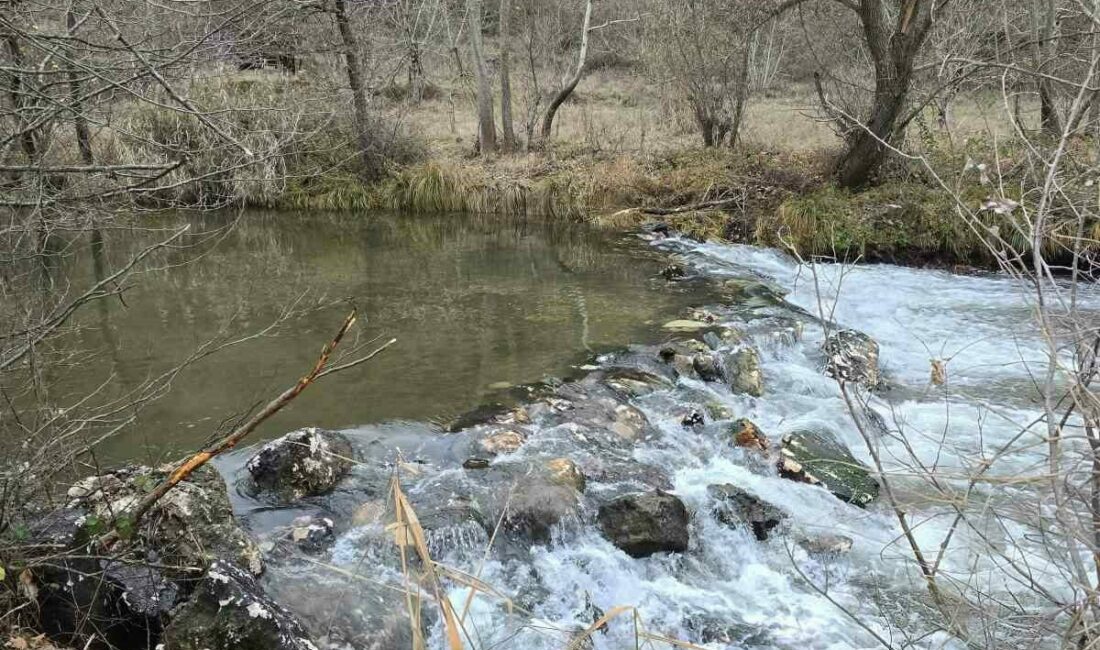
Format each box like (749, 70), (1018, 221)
(597, 490), (689, 558)
(707, 484), (786, 541)
(721, 348), (763, 396)
(780, 428), (879, 507)
(163, 561), (317, 650)
(24, 464), (263, 649)
(246, 427), (353, 501)
(662, 319), (711, 333)
(504, 477), (581, 543)
(729, 418), (768, 452)
(823, 329), (881, 388)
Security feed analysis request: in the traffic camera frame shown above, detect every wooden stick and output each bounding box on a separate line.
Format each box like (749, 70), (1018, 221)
(99, 309), (395, 547)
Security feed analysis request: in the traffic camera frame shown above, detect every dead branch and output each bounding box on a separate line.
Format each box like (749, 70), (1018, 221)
(98, 310), (395, 547)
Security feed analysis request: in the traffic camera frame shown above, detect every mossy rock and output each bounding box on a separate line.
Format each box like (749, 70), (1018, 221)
(780, 428), (879, 507)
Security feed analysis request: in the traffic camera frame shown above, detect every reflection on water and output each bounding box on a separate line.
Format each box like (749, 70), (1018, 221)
(47, 211), (717, 463)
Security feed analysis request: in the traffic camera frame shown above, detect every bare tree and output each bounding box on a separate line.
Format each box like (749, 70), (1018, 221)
(831, 0), (942, 188)
(645, 0), (758, 147)
(499, 0), (518, 151)
(333, 0), (383, 178)
(469, 0), (498, 154)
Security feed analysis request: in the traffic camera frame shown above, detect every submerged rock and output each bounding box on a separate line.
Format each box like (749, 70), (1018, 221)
(603, 366), (673, 398)
(504, 477), (581, 542)
(705, 402), (734, 421)
(661, 319), (711, 333)
(707, 484), (786, 541)
(609, 404), (650, 442)
(722, 348), (764, 396)
(463, 457), (492, 470)
(823, 329), (881, 388)
(246, 427), (353, 501)
(597, 490), (689, 557)
(798, 533), (854, 556)
(660, 262), (686, 280)
(287, 515), (335, 553)
(546, 457), (587, 492)
(780, 428), (879, 507)
(477, 428), (526, 456)
(163, 561), (317, 650)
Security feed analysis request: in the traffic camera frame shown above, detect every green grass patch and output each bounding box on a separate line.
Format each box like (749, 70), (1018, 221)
(757, 183), (992, 264)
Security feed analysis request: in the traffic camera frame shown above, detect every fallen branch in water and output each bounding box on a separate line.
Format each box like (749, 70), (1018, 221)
(608, 197), (742, 220)
(99, 309), (395, 548)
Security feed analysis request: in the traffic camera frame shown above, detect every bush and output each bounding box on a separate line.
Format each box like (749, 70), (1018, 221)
(111, 71), (424, 208)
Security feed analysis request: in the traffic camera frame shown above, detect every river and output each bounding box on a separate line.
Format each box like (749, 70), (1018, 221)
(47, 212), (1097, 648)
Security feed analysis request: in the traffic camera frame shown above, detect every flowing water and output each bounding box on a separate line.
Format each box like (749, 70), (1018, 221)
(218, 229), (1097, 649)
(37, 211), (1099, 648)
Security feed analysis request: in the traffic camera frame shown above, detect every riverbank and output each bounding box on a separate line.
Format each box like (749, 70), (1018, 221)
(80, 71), (1038, 270)
(288, 147), (1011, 270)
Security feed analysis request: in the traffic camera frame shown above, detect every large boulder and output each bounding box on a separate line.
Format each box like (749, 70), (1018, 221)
(597, 491), (689, 558)
(707, 484), (786, 541)
(780, 428), (879, 507)
(23, 464), (262, 649)
(163, 561), (317, 650)
(823, 329), (881, 388)
(66, 464), (262, 574)
(27, 548), (180, 650)
(246, 427), (353, 500)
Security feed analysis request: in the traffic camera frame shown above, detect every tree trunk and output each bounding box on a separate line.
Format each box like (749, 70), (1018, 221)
(540, 0), (593, 143)
(1038, 81), (1063, 136)
(1033, 0), (1062, 137)
(728, 39), (753, 148)
(67, 8), (93, 165)
(408, 43), (425, 103)
(469, 0), (496, 154)
(3, 32), (40, 165)
(834, 0), (934, 189)
(498, 0), (516, 152)
(333, 0), (379, 178)
(835, 84), (909, 188)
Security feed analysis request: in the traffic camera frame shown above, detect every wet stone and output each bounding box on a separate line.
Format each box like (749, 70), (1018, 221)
(477, 429), (526, 456)
(246, 427), (354, 501)
(163, 561), (316, 650)
(730, 418), (769, 452)
(823, 329), (881, 389)
(722, 348), (764, 396)
(463, 457), (492, 470)
(798, 533), (854, 556)
(707, 483), (786, 541)
(546, 457), (587, 492)
(681, 410), (705, 428)
(597, 490), (689, 558)
(780, 428), (879, 507)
